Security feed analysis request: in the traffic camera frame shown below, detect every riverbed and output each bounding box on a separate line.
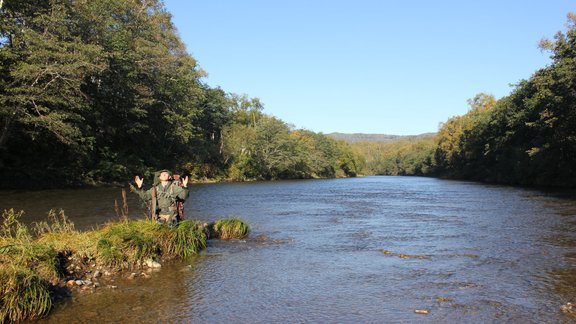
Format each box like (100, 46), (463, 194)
(2, 176), (576, 322)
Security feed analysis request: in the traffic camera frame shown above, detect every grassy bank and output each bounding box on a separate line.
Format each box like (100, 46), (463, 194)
(0, 209), (250, 322)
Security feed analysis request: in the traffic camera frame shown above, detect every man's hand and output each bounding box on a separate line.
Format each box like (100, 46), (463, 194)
(182, 176), (189, 188)
(135, 176), (144, 189)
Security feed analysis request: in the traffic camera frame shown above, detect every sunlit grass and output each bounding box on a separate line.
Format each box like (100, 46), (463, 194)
(0, 209), (60, 281)
(0, 265), (52, 322)
(35, 209), (99, 262)
(151, 220), (208, 259)
(96, 220), (159, 268)
(0, 210), (55, 322)
(95, 219), (208, 268)
(210, 218), (250, 240)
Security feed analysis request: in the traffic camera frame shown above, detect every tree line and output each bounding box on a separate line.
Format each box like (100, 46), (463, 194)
(0, 0), (359, 188)
(354, 13), (576, 188)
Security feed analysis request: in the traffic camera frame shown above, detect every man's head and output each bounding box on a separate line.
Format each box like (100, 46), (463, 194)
(157, 169), (172, 181)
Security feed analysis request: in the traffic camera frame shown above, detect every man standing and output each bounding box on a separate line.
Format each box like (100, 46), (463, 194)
(134, 170), (189, 227)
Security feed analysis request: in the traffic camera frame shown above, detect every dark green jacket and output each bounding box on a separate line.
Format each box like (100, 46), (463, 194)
(137, 181), (189, 217)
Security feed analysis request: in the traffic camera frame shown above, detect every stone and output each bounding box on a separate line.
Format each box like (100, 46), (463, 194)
(145, 258), (162, 268)
(561, 302), (574, 313)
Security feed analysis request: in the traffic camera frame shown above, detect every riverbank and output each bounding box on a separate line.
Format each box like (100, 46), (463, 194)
(0, 209), (249, 322)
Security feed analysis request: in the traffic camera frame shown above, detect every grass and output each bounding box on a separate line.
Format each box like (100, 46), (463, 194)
(96, 220), (160, 268)
(210, 218), (251, 240)
(153, 220), (208, 259)
(0, 265), (52, 322)
(0, 208), (249, 322)
(0, 209), (57, 322)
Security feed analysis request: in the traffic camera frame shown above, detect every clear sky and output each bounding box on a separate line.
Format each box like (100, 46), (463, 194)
(162, 1), (574, 135)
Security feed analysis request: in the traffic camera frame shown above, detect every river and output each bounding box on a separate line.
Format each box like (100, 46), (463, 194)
(2, 176), (576, 322)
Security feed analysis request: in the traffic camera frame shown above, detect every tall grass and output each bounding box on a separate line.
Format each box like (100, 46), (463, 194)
(0, 265), (52, 322)
(96, 220), (159, 268)
(34, 209), (99, 266)
(0, 209), (59, 281)
(96, 219), (208, 268)
(155, 220), (207, 259)
(114, 189), (129, 221)
(0, 209), (56, 322)
(210, 218), (250, 239)
(34, 209), (75, 235)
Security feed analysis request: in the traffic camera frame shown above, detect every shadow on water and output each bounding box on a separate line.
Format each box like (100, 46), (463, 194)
(3, 176), (576, 322)
(0, 186), (148, 230)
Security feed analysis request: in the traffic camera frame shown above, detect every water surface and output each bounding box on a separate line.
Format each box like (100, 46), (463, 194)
(2, 176), (576, 322)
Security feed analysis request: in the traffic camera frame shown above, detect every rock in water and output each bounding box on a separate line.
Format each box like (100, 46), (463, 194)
(561, 302), (574, 314)
(145, 258), (162, 268)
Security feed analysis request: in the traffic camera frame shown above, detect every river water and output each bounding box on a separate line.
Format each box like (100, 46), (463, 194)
(2, 176), (576, 322)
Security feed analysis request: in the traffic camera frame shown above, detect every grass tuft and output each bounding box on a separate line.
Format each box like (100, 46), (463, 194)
(0, 209), (60, 281)
(210, 218), (250, 240)
(95, 219), (208, 268)
(96, 220), (159, 269)
(157, 220), (208, 258)
(33, 209), (75, 236)
(0, 209), (54, 322)
(0, 265), (52, 322)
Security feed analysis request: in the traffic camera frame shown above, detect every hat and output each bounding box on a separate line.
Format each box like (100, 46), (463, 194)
(152, 169), (172, 186)
(157, 169), (172, 177)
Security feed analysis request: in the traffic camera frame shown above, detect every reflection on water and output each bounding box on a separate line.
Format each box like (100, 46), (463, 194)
(0, 187), (147, 230)
(2, 176), (576, 322)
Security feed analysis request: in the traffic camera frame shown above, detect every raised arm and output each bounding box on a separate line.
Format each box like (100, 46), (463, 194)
(133, 175), (151, 200)
(135, 175), (144, 188)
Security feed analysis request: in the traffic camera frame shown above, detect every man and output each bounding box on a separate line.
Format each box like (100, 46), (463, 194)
(134, 170), (189, 227)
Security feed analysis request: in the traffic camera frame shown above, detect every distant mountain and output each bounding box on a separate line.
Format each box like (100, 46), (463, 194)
(326, 132), (436, 144)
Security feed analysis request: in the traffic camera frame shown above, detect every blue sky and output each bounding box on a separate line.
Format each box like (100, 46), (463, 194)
(163, 1), (574, 135)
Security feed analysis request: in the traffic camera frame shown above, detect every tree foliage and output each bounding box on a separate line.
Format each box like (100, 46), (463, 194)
(0, 0), (359, 188)
(353, 135), (437, 176)
(222, 114), (359, 181)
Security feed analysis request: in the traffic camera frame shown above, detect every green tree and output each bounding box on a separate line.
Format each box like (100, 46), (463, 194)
(0, 0), (104, 186)
(76, 0), (205, 180)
